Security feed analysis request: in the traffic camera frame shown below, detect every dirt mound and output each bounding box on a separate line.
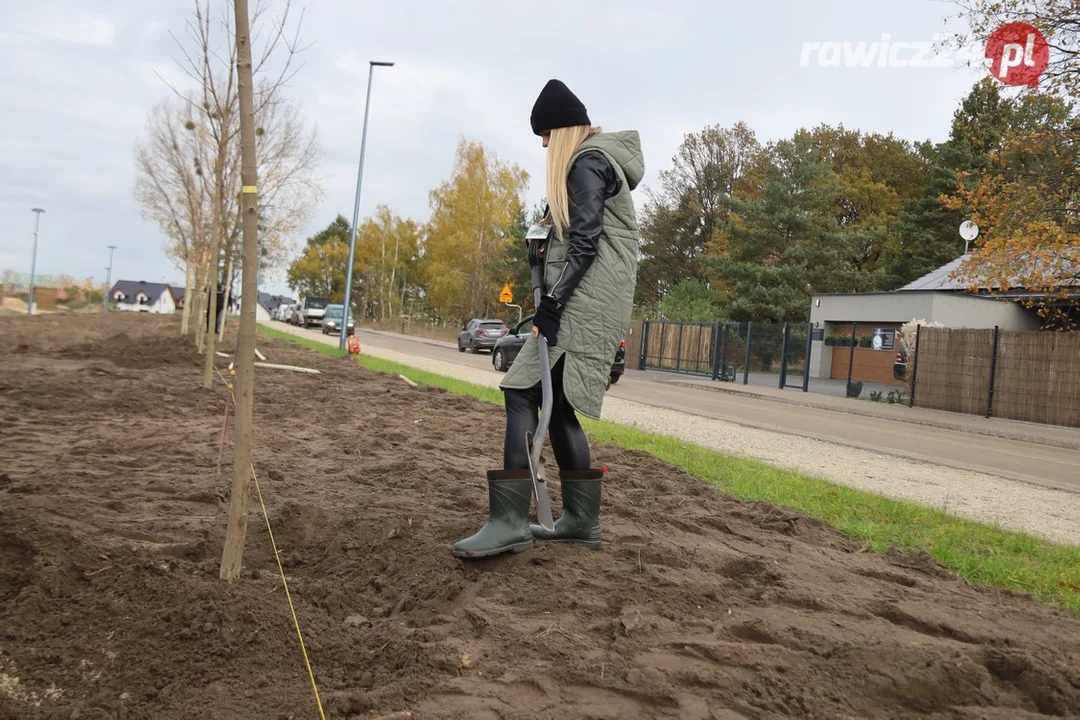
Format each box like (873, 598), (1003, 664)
(1, 313), (1079, 719)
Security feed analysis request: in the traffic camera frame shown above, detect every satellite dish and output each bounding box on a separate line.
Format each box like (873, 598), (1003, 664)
(959, 220), (979, 242)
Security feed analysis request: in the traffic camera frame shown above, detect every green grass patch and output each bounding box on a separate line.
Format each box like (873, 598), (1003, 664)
(258, 324), (1080, 614)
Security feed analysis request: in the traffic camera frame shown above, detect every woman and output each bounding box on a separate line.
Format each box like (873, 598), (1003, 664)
(453, 79), (644, 559)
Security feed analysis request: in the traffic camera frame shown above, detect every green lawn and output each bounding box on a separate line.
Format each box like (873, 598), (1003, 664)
(257, 324), (1080, 614)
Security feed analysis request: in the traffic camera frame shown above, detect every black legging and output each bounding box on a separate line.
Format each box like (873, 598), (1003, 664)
(503, 356), (590, 471)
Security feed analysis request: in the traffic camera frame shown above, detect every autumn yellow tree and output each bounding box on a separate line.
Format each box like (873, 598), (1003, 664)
(423, 138), (529, 322)
(352, 205), (423, 321)
(944, 93), (1079, 325)
(286, 235), (350, 302)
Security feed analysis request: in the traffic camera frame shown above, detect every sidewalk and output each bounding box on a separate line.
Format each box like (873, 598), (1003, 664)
(638, 370), (1080, 451)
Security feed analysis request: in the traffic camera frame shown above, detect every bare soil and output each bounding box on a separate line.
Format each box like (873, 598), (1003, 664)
(1, 313), (1079, 720)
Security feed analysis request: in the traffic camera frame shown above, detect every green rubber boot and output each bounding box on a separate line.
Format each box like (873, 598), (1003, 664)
(530, 469), (604, 549)
(452, 469), (535, 559)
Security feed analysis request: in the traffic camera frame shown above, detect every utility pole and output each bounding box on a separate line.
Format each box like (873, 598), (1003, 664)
(341, 59), (394, 350)
(104, 245), (116, 313)
(28, 208), (44, 315)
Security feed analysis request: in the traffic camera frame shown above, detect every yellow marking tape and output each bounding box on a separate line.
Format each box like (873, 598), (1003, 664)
(241, 185), (258, 194)
(214, 367), (325, 720)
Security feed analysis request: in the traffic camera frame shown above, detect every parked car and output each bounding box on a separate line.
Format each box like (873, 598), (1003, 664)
(492, 314), (627, 387)
(321, 304), (355, 335)
(893, 347), (908, 381)
(288, 305), (305, 326)
(458, 318), (509, 353)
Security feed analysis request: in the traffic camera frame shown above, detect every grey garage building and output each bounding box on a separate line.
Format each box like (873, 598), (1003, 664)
(807, 255), (1040, 384)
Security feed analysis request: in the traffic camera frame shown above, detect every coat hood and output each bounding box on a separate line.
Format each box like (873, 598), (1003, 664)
(581, 130), (644, 191)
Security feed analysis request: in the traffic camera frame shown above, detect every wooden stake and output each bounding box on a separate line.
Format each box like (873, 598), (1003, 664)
(255, 362), (320, 374)
(220, 0), (259, 583)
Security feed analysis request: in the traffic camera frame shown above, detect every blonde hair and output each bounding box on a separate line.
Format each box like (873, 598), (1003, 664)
(545, 125), (601, 239)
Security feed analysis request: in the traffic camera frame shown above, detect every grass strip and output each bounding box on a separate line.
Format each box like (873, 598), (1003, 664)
(258, 324), (1080, 613)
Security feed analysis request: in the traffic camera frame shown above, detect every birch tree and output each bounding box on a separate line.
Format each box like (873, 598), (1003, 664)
(423, 139), (529, 322)
(132, 0), (322, 387)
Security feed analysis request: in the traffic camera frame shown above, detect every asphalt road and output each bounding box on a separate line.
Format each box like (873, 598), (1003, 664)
(284, 323), (1080, 495)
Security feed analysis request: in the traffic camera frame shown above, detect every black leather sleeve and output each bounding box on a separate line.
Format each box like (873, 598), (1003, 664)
(546, 150), (621, 306)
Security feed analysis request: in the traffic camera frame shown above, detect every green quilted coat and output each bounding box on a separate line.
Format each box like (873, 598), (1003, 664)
(499, 130), (644, 420)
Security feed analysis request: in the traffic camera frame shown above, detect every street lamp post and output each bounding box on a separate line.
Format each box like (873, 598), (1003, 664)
(104, 245), (117, 313)
(27, 208), (44, 315)
(341, 60), (394, 350)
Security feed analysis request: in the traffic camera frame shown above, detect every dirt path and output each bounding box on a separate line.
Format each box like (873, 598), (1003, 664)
(277, 323), (1080, 547)
(2, 313), (1080, 719)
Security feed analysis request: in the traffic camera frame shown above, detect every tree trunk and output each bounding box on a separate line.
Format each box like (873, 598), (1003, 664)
(389, 233), (399, 320)
(193, 249), (209, 354)
(220, 0), (259, 583)
(379, 230), (386, 322)
(180, 259), (194, 336)
(218, 253), (235, 343)
(203, 116), (231, 389)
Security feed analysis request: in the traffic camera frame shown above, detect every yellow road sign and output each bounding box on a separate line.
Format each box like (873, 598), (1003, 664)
(499, 283), (513, 303)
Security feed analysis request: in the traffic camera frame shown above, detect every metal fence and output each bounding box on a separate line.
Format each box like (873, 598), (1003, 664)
(909, 326), (1080, 427)
(635, 319), (813, 391)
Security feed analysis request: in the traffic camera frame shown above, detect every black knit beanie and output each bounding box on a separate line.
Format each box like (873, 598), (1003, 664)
(530, 79), (590, 136)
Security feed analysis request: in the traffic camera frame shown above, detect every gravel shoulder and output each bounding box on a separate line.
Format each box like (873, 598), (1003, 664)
(323, 329), (1080, 547)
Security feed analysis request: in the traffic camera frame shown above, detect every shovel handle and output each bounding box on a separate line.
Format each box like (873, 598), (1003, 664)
(529, 265), (553, 468)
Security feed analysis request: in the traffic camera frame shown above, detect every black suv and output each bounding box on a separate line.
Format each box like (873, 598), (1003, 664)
(491, 314), (627, 387)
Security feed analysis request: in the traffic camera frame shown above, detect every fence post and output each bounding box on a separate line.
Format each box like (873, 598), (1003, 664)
(986, 325), (1000, 418)
(779, 322), (790, 389)
(657, 321), (667, 371)
(711, 320), (722, 381)
(722, 323), (732, 380)
(743, 321), (752, 385)
(846, 321), (857, 396)
(675, 322), (684, 372)
(639, 320), (650, 370)
(802, 321), (813, 392)
(908, 324), (921, 408)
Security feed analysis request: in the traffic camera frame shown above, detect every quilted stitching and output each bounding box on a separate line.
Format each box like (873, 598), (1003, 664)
(500, 132), (642, 420)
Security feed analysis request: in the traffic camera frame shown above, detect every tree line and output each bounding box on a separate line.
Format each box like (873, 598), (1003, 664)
(287, 137), (535, 325)
(635, 78), (1076, 325)
(287, 75), (1076, 329)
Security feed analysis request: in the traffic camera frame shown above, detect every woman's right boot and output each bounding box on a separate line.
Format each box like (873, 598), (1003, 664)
(529, 468), (604, 549)
(451, 469), (535, 558)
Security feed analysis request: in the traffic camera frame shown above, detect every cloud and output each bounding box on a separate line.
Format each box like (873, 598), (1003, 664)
(28, 12), (117, 47)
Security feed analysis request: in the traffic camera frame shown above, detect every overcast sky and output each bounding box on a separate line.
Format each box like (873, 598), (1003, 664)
(0, 0), (993, 299)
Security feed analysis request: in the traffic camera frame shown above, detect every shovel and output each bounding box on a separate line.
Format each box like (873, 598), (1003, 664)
(526, 262), (556, 532)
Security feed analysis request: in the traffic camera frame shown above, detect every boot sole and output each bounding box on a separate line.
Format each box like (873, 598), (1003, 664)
(535, 538), (602, 549)
(452, 540), (534, 559)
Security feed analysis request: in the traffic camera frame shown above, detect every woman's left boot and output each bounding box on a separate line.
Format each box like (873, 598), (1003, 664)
(529, 468), (605, 549)
(452, 469), (535, 558)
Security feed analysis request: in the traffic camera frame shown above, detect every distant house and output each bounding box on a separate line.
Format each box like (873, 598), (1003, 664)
(238, 292), (295, 322)
(110, 280), (176, 314)
(169, 286), (186, 310)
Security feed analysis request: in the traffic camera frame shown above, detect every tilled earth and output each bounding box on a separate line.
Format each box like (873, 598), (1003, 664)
(1, 313), (1078, 720)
